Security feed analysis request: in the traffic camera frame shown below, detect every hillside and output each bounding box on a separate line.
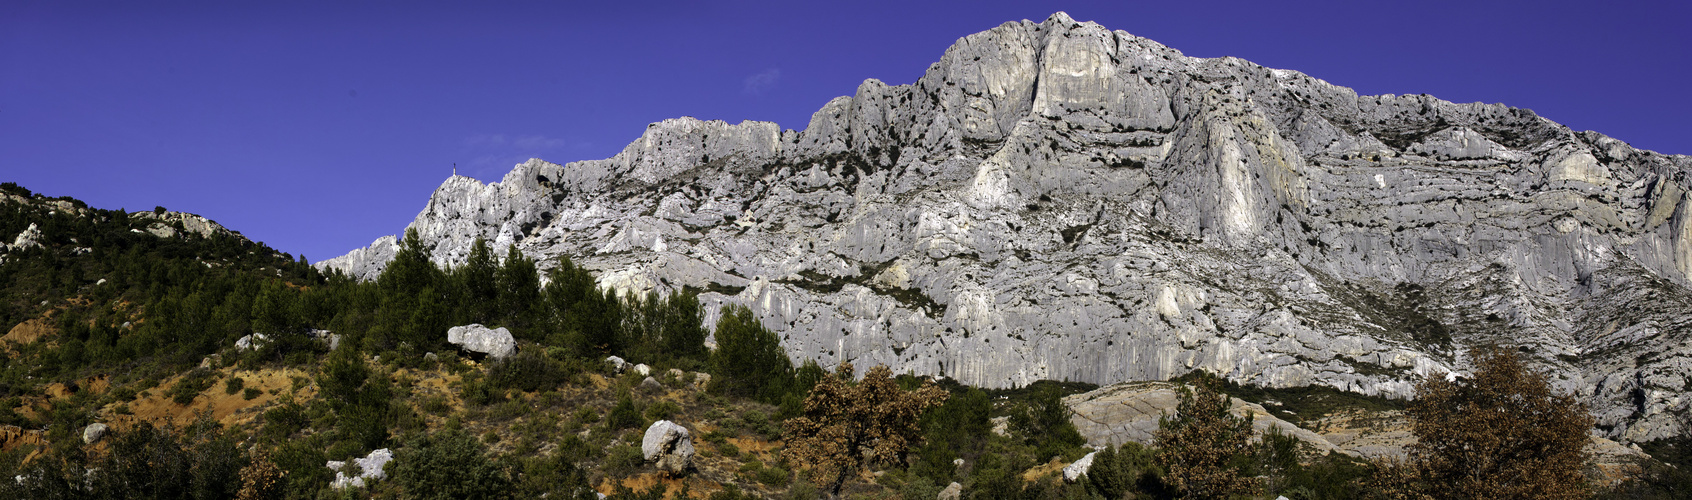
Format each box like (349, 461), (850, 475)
(4, 10), (1691, 500)
(0, 184), (1684, 497)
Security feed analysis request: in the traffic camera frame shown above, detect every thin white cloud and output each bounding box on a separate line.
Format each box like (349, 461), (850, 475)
(743, 68), (781, 95)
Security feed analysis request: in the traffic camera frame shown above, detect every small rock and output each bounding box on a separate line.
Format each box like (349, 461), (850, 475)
(641, 420), (695, 474)
(423, 352), (438, 362)
(446, 324), (515, 360)
(953, 458), (964, 467)
(606, 356), (628, 373)
(667, 368), (684, 379)
(640, 376), (664, 392)
(692, 372), (711, 390)
(82, 423), (108, 444)
(939, 481), (962, 500)
(1062, 451), (1096, 483)
(327, 448), (393, 489)
(633, 364), (652, 377)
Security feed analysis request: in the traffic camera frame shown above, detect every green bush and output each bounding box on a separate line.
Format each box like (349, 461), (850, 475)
(261, 400), (308, 442)
(422, 395), (452, 415)
(602, 445), (645, 476)
(223, 376), (245, 395)
(606, 395), (642, 431)
(392, 430), (512, 500)
(646, 400), (681, 421)
(757, 464), (792, 486)
(242, 387), (263, 400)
(488, 349), (573, 393)
(717, 440), (741, 460)
(166, 368), (217, 405)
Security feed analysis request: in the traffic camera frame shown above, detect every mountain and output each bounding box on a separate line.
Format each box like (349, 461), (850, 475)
(322, 12), (1692, 444)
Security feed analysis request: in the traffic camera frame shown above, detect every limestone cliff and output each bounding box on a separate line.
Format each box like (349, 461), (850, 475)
(322, 13), (1692, 443)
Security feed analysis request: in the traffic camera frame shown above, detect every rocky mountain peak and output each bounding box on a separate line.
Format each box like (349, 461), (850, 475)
(323, 13), (1692, 443)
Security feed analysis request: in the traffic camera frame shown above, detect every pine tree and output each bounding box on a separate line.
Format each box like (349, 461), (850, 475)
(459, 238), (498, 324)
(708, 304), (791, 403)
(494, 245), (539, 336)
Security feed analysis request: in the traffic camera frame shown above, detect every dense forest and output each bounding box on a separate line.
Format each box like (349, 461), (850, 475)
(0, 182), (1684, 499)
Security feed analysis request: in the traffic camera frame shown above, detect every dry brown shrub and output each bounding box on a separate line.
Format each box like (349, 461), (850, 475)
(781, 362), (947, 494)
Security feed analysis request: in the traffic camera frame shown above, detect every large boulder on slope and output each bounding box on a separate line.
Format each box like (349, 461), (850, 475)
(641, 420), (695, 474)
(446, 324), (515, 360)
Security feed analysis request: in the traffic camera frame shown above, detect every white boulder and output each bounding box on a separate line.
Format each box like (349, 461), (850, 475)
(82, 423), (108, 444)
(641, 420), (695, 474)
(446, 324), (515, 360)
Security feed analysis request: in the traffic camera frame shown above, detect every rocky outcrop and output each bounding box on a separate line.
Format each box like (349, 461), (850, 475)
(1063, 382), (1340, 455)
(323, 12), (1692, 443)
(130, 210), (232, 239)
(1062, 451), (1095, 483)
(327, 448), (393, 490)
(6, 223), (41, 253)
(446, 324), (515, 360)
(641, 420), (695, 474)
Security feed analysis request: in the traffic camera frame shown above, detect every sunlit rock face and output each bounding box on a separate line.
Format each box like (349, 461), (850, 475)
(323, 12), (1692, 443)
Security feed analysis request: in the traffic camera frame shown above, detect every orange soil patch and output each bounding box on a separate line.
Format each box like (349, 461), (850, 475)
(599, 473), (720, 499)
(725, 436), (783, 457)
(104, 367), (313, 431)
(1022, 458), (1066, 482)
(3, 317), (55, 346)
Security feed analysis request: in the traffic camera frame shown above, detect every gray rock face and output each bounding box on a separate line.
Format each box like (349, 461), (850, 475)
(641, 420), (695, 474)
(81, 423), (107, 445)
(446, 324), (516, 360)
(323, 12), (1692, 443)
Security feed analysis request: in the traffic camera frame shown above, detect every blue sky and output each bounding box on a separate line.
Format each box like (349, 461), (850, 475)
(3, 0), (1687, 262)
